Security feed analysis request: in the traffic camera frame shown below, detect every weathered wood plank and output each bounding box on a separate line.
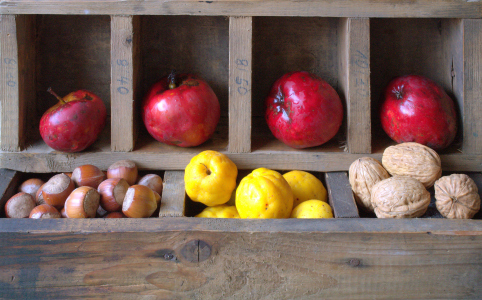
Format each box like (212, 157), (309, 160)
(0, 147), (480, 173)
(158, 171), (185, 217)
(325, 171), (359, 218)
(0, 15), (34, 151)
(0, 218), (481, 299)
(0, 0), (481, 18)
(338, 18), (371, 154)
(461, 19), (482, 154)
(228, 16), (252, 153)
(110, 15), (140, 152)
(0, 169), (21, 217)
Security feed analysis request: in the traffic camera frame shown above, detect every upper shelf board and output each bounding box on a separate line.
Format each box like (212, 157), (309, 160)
(0, 0), (481, 18)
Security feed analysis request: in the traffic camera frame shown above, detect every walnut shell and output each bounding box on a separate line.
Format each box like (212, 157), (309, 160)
(349, 157), (390, 212)
(382, 142), (442, 188)
(434, 174), (481, 219)
(371, 176), (430, 218)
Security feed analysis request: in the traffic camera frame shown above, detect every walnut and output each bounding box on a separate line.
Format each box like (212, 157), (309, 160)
(371, 176), (430, 218)
(434, 174), (481, 219)
(382, 142), (442, 188)
(349, 157), (390, 212)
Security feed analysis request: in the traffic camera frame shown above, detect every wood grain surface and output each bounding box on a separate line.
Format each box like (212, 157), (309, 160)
(110, 15), (140, 152)
(228, 16), (252, 153)
(0, 218), (481, 299)
(338, 18), (371, 154)
(0, 0), (481, 18)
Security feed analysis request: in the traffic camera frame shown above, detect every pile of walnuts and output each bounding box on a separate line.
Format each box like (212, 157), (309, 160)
(349, 142), (480, 219)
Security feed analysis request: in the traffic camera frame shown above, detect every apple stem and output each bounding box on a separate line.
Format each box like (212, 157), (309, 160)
(168, 70), (177, 89)
(47, 87), (65, 104)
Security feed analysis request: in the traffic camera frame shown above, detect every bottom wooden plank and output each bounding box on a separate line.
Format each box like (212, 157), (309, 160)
(0, 219), (481, 299)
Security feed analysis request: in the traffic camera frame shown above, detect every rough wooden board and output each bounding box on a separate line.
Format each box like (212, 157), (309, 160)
(0, 219), (481, 299)
(338, 18), (371, 154)
(0, 148), (481, 173)
(0, 15), (21, 151)
(462, 19), (482, 154)
(0, 0), (481, 18)
(158, 171), (185, 217)
(110, 15), (138, 152)
(228, 16), (252, 153)
(324, 172), (359, 218)
(0, 169), (21, 217)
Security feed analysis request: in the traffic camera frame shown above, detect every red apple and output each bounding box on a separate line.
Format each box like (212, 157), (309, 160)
(142, 71), (220, 147)
(380, 75), (457, 150)
(39, 88), (107, 152)
(265, 71), (343, 149)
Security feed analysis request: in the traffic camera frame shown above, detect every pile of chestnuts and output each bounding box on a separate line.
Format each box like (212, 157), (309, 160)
(4, 160), (163, 219)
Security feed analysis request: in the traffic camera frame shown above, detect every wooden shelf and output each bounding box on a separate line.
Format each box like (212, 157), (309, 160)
(0, 0), (481, 18)
(1, 4), (482, 299)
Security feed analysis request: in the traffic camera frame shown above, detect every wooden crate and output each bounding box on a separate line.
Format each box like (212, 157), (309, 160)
(1, 1), (482, 298)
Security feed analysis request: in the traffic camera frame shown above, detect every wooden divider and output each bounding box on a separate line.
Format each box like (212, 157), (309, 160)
(338, 18), (371, 154)
(0, 15), (35, 152)
(228, 16), (252, 153)
(158, 171), (186, 217)
(324, 172), (359, 218)
(110, 15), (140, 152)
(461, 19), (482, 154)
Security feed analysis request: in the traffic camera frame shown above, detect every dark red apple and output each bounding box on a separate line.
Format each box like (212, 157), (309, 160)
(265, 71), (344, 149)
(380, 75), (457, 150)
(39, 88), (107, 152)
(142, 71), (220, 147)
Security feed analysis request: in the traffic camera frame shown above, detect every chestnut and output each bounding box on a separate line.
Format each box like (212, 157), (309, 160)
(104, 212), (126, 218)
(35, 183), (46, 205)
(18, 178), (45, 198)
(29, 204), (61, 219)
(64, 186), (100, 218)
(5, 192), (36, 218)
(137, 174), (163, 196)
(60, 207), (68, 218)
(42, 173), (75, 209)
(107, 160), (138, 185)
(97, 178), (129, 212)
(71, 164), (105, 188)
(122, 185), (160, 218)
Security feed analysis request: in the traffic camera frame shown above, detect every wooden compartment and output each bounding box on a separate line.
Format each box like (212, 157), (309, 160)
(1, 1), (482, 298)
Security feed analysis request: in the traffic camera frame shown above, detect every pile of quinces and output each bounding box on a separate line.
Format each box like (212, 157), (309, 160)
(185, 150), (333, 219)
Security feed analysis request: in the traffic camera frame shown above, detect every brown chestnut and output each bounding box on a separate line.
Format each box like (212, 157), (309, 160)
(97, 178), (129, 212)
(71, 164), (105, 188)
(137, 174), (163, 196)
(42, 173), (75, 209)
(18, 178), (45, 198)
(64, 186), (100, 218)
(35, 183), (46, 205)
(5, 192), (36, 218)
(107, 160), (138, 185)
(104, 212), (126, 218)
(122, 185), (159, 218)
(29, 204), (61, 219)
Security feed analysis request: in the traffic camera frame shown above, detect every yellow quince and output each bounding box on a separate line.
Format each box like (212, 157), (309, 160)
(185, 150), (237, 206)
(283, 170), (327, 207)
(195, 205), (240, 218)
(236, 168), (294, 218)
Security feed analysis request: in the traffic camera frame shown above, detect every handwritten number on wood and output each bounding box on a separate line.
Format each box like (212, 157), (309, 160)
(116, 60), (130, 94)
(235, 59), (250, 96)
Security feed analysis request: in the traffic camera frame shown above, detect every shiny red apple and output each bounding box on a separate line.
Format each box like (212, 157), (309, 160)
(265, 71), (344, 149)
(142, 71), (220, 147)
(380, 75), (457, 150)
(39, 88), (107, 152)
